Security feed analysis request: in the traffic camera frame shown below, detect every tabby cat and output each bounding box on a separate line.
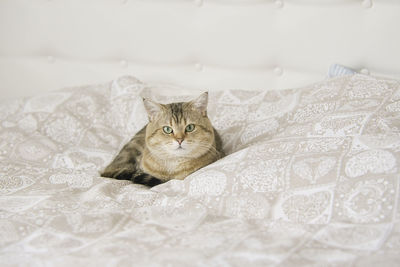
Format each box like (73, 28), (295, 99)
(101, 92), (224, 187)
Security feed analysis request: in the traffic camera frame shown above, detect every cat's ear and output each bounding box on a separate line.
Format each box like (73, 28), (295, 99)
(190, 92), (208, 116)
(143, 98), (163, 121)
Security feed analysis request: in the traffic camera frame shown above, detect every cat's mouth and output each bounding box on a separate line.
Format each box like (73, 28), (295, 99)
(172, 143), (190, 152)
(175, 145), (190, 153)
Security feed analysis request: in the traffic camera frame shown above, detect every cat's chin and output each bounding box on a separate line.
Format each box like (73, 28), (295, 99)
(168, 147), (193, 157)
(174, 147), (188, 153)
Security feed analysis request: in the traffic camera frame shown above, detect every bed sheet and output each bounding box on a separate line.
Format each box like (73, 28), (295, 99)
(1, 75), (399, 266)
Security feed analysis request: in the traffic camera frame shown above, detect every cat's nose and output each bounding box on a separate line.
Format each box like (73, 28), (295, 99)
(176, 138), (184, 145)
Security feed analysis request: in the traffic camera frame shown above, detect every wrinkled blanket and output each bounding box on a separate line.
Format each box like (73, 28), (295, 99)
(1, 74), (399, 266)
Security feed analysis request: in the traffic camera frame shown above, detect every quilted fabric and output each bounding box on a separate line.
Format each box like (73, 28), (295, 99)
(1, 75), (399, 266)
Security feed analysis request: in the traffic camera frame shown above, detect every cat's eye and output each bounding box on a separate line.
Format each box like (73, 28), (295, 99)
(163, 126), (173, 134)
(185, 124), (195, 132)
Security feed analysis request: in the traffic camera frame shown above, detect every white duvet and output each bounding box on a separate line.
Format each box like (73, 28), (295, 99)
(0, 74), (399, 266)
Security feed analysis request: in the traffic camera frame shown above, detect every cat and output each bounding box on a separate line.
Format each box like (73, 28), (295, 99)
(101, 92), (224, 187)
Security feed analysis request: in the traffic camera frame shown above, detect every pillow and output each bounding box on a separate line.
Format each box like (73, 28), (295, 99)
(327, 63), (356, 78)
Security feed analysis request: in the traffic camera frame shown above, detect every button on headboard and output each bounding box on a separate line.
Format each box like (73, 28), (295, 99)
(0, 0), (399, 99)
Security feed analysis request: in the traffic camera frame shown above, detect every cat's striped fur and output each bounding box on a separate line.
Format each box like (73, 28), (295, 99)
(101, 92), (224, 187)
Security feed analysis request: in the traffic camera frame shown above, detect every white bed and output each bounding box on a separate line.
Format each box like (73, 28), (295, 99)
(1, 1), (400, 266)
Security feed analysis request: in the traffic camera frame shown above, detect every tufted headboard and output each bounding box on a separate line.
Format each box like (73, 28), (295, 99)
(0, 0), (399, 99)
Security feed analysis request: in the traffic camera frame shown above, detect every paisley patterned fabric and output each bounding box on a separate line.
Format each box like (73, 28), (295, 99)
(1, 75), (399, 266)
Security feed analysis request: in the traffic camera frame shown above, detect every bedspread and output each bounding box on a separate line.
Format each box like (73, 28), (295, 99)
(1, 75), (399, 266)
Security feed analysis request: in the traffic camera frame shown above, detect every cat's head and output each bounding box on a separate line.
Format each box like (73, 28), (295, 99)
(143, 92), (216, 158)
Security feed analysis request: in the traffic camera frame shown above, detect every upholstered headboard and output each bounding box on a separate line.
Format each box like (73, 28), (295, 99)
(0, 0), (399, 99)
